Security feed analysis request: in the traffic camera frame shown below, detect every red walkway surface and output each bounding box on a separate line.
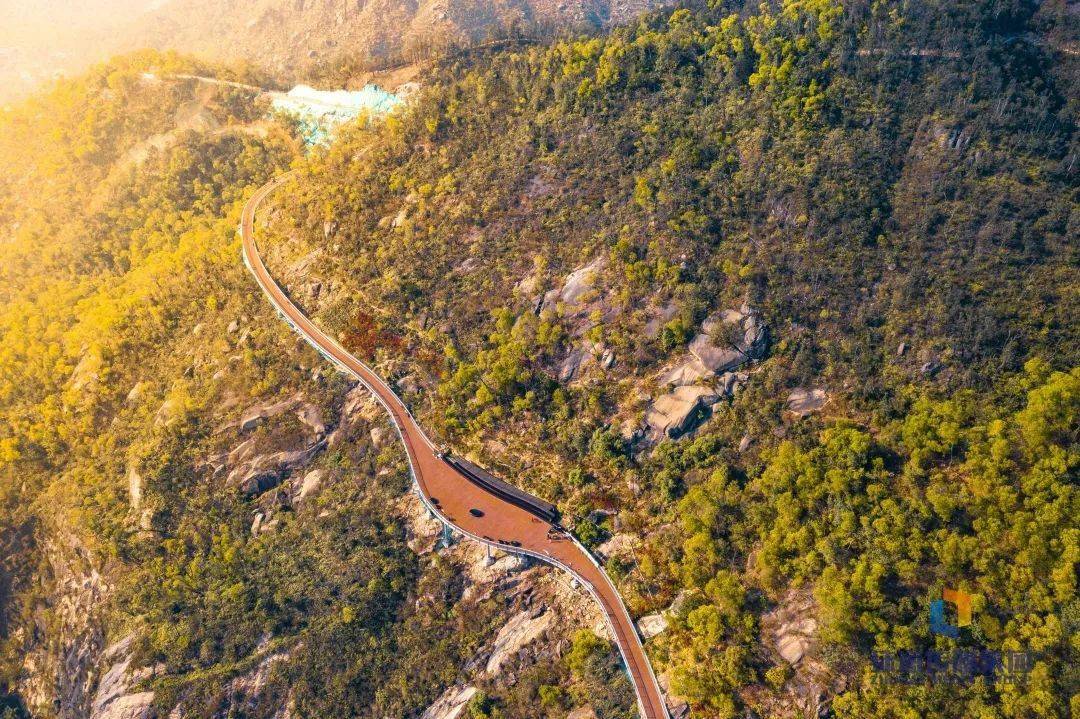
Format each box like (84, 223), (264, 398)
(241, 175), (670, 719)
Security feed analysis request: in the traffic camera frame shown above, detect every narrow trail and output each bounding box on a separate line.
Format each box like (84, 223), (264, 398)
(240, 173), (672, 719)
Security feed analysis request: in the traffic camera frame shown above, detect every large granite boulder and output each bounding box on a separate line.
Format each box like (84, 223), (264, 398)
(684, 304), (769, 374)
(637, 613), (669, 640)
(646, 386), (719, 439)
(764, 592), (818, 665)
(238, 392), (304, 432)
(231, 441), (326, 496)
(420, 685), (477, 719)
(660, 357), (713, 386)
(787, 388), (829, 417)
(89, 637), (156, 719)
(484, 607), (553, 674)
(688, 335), (746, 374)
(542, 257), (606, 312)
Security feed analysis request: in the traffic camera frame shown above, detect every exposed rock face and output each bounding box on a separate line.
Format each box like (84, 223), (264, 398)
(212, 390), (341, 497)
(637, 613), (669, 640)
(764, 592), (818, 665)
(557, 340), (614, 384)
(166, 645), (294, 719)
(219, 648), (293, 717)
(786, 388), (829, 417)
(643, 300), (679, 339)
(688, 335), (746, 374)
(686, 304), (769, 373)
(327, 384), (382, 448)
(542, 257), (606, 312)
(295, 403), (326, 436)
(399, 492), (443, 555)
(657, 672), (691, 719)
(70, 351), (102, 393)
(127, 466), (143, 512)
(638, 305), (768, 446)
(466, 552), (529, 597)
(660, 357), (712, 386)
(238, 392), (304, 432)
(230, 441), (326, 496)
(153, 396), (182, 428)
(125, 382), (146, 403)
(89, 637), (155, 719)
(559, 347), (588, 382)
(620, 418), (647, 445)
(18, 532), (110, 719)
(294, 469), (324, 503)
(485, 606), (554, 674)
(740, 306), (769, 359)
(595, 533), (636, 562)
(420, 685), (477, 719)
(567, 707), (599, 719)
(718, 370), (748, 397)
(646, 385), (719, 439)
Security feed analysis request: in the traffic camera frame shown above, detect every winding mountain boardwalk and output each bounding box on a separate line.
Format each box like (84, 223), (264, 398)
(240, 174), (671, 719)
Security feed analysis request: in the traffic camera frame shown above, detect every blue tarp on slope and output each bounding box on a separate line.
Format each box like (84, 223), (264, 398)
(269, 84), (402, 144)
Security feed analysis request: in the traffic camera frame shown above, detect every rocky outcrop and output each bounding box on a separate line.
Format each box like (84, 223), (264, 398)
(420, 685), (477, 719)
(638, 304), (767, 445)
(295, 403), (326, 436)
(739, 307), (769, 360)
(125, 382), (147, 403)
(786, 388), (829, 417)
(645, 385), (719, 440)
(69, 351), (102, 393)
(484, 606), (553, 675)
(17, 531), (110, 719)
(660, 357), (712, 386)
(541, 257), (606, 312)
(539, 259), (619, 384)
(399, 492), (443, 555)
(643, 300), (679, 340)
(686, 304), (768, 373)
(764, 592), (818, 665)
(230, 441), (326, 496)
(238, 392), (304, 432)
(89, 637), (156, 719)
(559, 347), (589, 383)
(127, 466), (143, 512)
(327, 384), (383, 448)
(595, 533), (636, 562)
(688, 335), (746, 374)
(218, 647), (293, 717)
(636, 613), (669, 640)
(209, 390), (341, 497)
(165, 644), (295, 719)
(293, 469), (324, 503)
(657, 672), (691, 719)
(459, 545), (536, 604)
(556, 339), (615, 384)
(153, 396), (183, 428)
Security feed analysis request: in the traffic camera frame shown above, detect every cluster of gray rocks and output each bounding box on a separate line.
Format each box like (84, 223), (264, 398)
(629, 304), (769, 444)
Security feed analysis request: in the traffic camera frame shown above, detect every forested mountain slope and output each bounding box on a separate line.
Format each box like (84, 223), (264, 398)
(0, 0), (1077, 718)
(0, 52), (629, 719)
(257, 0), (1079, 716)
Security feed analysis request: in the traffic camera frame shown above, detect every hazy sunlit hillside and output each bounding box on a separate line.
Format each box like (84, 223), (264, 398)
(0, 2), (1076, 719)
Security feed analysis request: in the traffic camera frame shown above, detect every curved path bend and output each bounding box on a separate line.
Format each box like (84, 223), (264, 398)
(240, 174), (670, 719)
